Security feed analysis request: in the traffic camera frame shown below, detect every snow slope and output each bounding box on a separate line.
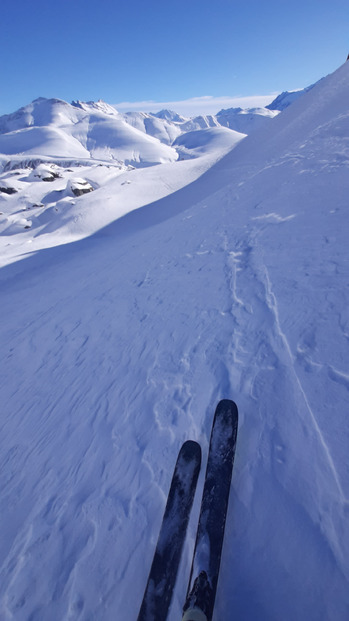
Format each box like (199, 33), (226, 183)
(1, 62), (349, 621)
(0, 128), (244, 265)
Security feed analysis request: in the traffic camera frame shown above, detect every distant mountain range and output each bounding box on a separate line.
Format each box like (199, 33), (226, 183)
(0, 86), (311, 169)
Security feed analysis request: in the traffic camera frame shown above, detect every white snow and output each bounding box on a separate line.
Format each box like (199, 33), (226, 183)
(1, 62), (349, 621)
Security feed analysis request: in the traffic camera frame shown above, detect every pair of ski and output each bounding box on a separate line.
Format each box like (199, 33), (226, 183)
(137, 399), (239, 621)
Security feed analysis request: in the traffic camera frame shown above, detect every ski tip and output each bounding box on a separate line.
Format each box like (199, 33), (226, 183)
(216, 399), (238, 415)
(180, 440), (202, 462)
(217, 398), (238, 407)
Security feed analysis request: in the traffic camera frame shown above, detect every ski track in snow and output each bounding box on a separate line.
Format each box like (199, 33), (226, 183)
(213, 212), (349, 620)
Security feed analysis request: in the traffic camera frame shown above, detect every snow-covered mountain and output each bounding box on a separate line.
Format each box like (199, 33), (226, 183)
(1, 83), (321, 172)
(266, 83), (317, 111)
(3, 89), (315, 174)
(1, 62), (349, 621)
(0, 97), (178, 166)
(0, 95), (282, 170)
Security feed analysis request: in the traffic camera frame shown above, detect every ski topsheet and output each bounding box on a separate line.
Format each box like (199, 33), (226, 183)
(137, 440), (201, 621)
(182, 400), (239, 621)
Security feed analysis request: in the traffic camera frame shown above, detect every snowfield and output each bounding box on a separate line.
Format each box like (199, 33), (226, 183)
(1, 62), (349, 621)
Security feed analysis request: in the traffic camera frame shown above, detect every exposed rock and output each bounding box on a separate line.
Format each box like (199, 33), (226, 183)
(68, 178), (94, 197)
(42, 172), (60, 182)
(0, 186), (17, 194)
(29, 164), (61, 182)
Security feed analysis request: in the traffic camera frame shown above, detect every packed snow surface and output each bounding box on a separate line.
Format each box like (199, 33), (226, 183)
(1, 63), (349, 621)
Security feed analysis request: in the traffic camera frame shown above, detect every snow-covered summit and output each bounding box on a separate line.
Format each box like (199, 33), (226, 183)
(71, 99), (120, 116)
(151, 109), (187, 123)
(0, 97), (81, 134)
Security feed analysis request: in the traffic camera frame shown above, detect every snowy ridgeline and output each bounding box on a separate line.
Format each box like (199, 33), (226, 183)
(1, 62), (349, 621)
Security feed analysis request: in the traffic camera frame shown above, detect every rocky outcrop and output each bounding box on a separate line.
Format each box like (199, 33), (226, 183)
(68, 178), (94, 197)
(0, 185), (17, 194)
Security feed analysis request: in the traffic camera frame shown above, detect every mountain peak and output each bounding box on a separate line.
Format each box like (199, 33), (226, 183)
(71, 99), (118, 116)
(151, 109), (186, 123)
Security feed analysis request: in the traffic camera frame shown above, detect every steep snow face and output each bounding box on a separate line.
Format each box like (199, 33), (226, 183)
(1, 62), (349, 621)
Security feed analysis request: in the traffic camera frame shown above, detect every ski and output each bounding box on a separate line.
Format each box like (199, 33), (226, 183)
(182, 399), (239, 621)
(138, 440), (201, 621)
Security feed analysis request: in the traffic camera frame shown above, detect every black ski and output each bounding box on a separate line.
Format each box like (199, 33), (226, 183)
(182, 399), (238, 621)
(138, 440), (201, 621)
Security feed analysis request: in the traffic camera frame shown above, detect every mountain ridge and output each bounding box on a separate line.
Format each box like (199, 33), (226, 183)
(0, 89), (299, 168)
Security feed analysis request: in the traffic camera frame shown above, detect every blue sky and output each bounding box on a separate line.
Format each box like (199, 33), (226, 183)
(1, 0), (348, 116)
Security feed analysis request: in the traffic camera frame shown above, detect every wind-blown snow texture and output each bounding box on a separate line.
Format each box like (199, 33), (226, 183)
(1, 63), (349, 621)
